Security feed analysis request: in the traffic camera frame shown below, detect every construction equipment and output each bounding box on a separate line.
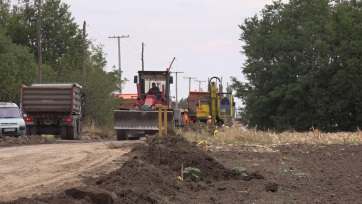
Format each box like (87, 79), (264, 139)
(187, 77), (234, 126)
(114, 69), (178, 140)
(21, 83), (85, 140)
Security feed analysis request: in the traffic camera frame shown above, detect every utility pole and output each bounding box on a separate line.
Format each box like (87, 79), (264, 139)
(184, 77), (196, 93)
(109, 35), (129, 94)
(141, 42), (145, 71)
(171, 71), (184, 109)
(195, 80), (206, 91)
(37, 0), (42, 83)
(82, 21), (86, 77)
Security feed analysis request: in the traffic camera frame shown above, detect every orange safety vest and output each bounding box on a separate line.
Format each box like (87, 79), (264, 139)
(207, 118), (212, 124)
(184, 114), (190, 125)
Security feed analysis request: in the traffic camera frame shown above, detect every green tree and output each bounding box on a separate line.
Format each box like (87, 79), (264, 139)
(80, 45), (120, 128)
(0, 27), (37, 104)
(233, 0), (362, 131)
(0, 0), (11, 27)
(2, 0), (120, 129)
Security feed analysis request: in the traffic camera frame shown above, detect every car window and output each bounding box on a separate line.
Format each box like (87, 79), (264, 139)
(0, 108), (21, 118)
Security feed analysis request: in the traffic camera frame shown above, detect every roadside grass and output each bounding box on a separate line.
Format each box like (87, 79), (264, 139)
(178, 124), (362, 147)
(41, 134), (61, 141)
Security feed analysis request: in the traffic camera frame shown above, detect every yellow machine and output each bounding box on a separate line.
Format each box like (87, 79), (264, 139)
(187, 77), (234, 126)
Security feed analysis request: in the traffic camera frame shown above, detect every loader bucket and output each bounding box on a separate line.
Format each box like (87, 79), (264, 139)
(114, 110), (174, 131)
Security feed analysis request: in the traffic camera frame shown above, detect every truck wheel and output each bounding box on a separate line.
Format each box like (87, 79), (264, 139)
(117, 130), (127, 140)
(76, 120), (82, 140)
(30, 126), (37, 135)
(26, 126), (31, 135)
(60, 127), (67, 139)
(67, 126), (77, 140)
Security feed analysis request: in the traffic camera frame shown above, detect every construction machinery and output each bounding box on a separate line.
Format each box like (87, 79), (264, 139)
(114, 69), (177, 140)
(187, 77), (234, 126)
(21, 83), (85, 140)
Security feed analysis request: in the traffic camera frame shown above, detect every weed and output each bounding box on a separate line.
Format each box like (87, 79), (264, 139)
(184, 167), (202, 182)
(283, 169), (294, 173)
(231, 167), (248, 176)
(295, 172), (309, 179)
(219, 180), (226, 185)
(284, 197), (293, 203)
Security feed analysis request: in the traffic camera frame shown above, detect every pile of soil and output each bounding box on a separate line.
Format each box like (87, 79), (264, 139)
(5, 134), (265, 204)
(0, 135), (52, 147)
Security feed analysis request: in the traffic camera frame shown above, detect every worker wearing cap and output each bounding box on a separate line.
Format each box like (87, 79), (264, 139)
(207, 115), (212, 124)
(184, 109), (190, 125)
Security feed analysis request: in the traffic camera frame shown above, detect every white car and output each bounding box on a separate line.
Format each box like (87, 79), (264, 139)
(0, 102), (26, 136)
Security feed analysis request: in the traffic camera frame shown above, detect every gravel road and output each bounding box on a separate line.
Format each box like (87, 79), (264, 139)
(0, 140), (140, 202)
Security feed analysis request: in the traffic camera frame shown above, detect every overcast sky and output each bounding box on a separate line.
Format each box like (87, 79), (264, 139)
(60, 0), (282, 107)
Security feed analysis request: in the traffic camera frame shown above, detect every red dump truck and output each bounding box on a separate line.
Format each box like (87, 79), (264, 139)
(21, 83), (84, 140)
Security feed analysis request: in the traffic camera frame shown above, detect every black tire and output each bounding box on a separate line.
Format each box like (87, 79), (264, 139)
(117, 130), (128, 140)
(26, 126), (31, 135)
(60, 127), (67, 140)
(77, 120), (82, 140)
(67, 126), (77, 140)
(30, 126), (37, 135)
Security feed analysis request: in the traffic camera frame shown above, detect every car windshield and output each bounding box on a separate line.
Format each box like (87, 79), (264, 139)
(0, 107), (22, 118)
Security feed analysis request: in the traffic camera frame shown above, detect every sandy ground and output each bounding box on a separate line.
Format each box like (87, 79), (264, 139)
(0, 140), (140, 202)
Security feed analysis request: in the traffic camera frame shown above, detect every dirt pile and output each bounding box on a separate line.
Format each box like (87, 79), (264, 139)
(4, 134), (264, 204)
(0, 135), (52, 147)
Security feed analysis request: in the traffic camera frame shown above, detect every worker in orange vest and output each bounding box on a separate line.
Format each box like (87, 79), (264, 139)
(207, 115), (212, 124)
(184, 109), (190, 125)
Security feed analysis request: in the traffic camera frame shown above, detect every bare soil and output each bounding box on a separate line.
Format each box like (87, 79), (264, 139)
(0, 133), (361, 204)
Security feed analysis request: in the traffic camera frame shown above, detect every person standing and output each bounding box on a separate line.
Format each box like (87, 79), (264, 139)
(207, 115), (212, 124)
(184, 109), (190, 125)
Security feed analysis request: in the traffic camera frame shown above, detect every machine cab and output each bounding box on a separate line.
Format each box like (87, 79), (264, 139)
(134, 70), (173, 106)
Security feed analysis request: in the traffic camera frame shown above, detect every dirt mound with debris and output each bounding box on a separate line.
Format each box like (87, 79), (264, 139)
(4, 134), (264, 204)
(0, 135), (52, 147)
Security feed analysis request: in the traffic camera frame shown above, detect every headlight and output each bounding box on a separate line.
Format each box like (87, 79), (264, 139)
(151, 105), (155, 110)
(134, 105), (139, 110)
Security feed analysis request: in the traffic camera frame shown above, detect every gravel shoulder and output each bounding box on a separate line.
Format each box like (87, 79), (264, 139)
(0, 140), (138, 202)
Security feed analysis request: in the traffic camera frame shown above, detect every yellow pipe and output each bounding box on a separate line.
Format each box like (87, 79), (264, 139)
(164, 107), (167, 134)
(158, 107), (162, 136)
(156, 104), (168, 136)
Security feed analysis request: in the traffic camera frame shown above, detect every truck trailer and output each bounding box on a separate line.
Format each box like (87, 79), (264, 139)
(21, 83), (84, 140)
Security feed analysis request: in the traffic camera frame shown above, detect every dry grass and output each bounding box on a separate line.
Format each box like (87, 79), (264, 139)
(82, 119), (115, 140)
(178, 125), (362, 148)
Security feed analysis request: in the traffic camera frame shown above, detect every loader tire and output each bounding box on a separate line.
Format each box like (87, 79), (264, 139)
(117, 130), (127, 140)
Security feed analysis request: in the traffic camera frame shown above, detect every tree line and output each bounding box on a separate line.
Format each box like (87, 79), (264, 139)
(232, 0), (361, 132)
(0, 0), (122, 128)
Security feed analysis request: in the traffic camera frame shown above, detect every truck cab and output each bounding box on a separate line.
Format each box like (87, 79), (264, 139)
(0, 102), (26, 136)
